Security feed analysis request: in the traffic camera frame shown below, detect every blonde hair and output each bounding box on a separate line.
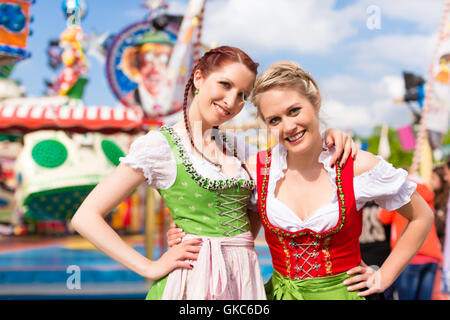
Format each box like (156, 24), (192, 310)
(251, 61), (321, 118)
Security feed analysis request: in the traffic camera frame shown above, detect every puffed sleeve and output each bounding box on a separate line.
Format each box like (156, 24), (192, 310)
(119, 130), (176, 189)
(354, 157), (417, 211)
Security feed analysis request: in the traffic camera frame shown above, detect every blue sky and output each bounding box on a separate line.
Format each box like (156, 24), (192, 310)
(9, 0), (446, 137)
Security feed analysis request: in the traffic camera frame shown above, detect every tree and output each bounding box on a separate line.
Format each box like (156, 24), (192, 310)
(356, 125), (414, 169)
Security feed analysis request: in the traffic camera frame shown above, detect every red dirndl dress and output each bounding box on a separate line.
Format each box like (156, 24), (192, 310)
(256, 149), (365, 300)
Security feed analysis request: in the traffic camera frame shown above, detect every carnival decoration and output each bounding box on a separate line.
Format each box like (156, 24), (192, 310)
(54, 0), (89, 99)
(46, 39), (63, 71)
(397, 71), (425, 125)
(106, 0), (206, 119)
(0, 0), (33, 67)
(396, 125), (416, 152)
(378, 124), (391, 160)
(85, 29), (111, 63)
(0, 97), (146, 134)
(0, 134), (21, 224)
(411, 0), (450, 183)
(61, 0), (87, 22)
(57, 25), (88, 98)
(0, 188), (15, 223)
(0, 1), (157, 231)
(14, 130), (127, 221)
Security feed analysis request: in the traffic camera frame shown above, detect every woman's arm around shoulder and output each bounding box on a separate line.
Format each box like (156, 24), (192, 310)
(245, 153), (262, 238)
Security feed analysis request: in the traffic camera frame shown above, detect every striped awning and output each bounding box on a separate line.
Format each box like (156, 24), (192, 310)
(0, 104), (161, 134)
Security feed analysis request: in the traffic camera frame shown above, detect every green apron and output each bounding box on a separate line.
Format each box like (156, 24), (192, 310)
(146, 126), (254, 299)
(265, 269), (365, 300)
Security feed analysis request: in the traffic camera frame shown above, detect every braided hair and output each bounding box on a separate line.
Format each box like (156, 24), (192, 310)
(182, 46), (259, 179)
(182, 46), (259, 138)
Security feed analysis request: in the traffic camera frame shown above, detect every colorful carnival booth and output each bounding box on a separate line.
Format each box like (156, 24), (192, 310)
(0, 0), (33, 67)
(0, 98), (157, 234)
(0, 0), (207, 247)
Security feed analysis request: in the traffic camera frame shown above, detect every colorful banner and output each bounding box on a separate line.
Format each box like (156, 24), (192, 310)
(411, 0), (450, 173)
(397, 125), (416, 151)
(0, 0), (33, 66)
(155, 0), (206, 117)
(378, 124), (391, 160)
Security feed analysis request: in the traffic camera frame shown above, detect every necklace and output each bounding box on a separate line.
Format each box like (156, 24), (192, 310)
(183, 121), (254, 184)
(184, 122), (227, 169)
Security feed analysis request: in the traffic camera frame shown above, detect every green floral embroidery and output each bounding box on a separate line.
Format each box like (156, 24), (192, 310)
(161, 126), (255, 191)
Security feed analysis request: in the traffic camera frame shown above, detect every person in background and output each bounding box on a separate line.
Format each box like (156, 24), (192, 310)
(379, 174), (443, 300)
(359, 201), (393, 300)
(431, 166), (449, 249)
(441, 158), (450, 297)
(430, 165), (450, 299)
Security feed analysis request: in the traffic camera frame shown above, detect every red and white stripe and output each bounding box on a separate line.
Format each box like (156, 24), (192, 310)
(0, 104), (157, 134)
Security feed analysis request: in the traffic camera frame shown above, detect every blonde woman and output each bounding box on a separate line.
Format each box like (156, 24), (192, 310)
(247, 61), (433, 299)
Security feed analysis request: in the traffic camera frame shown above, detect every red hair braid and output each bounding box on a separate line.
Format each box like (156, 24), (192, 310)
(182, 46), (258, 181)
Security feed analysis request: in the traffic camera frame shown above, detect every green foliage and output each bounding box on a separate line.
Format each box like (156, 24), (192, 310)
(442, 130), (450, 145)
(356, 125), (414, 169)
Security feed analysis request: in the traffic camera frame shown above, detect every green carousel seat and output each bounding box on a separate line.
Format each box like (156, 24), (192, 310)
(15, 130), (126, 221)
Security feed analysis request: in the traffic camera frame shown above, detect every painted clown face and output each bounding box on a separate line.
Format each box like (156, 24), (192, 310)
(121, 41), (173, 98)
(137, 42), (173, 96)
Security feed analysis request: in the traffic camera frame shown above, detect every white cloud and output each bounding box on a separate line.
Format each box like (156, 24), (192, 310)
(381, 75), (405, 100)
(162, 0), (441, 136)
(359, 0), (444, 30)
(124, 8), (147, 20)
(320, 99), (373, 133)
(167, 0), (442, 64)
(321, 74), (404, 104)
(319, 74), (413, 136)
(200, 0), (360, 54)
(351, 33), (437, 75)
(166, 0), (189, 15)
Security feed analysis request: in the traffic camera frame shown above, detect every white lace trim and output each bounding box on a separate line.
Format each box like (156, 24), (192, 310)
(265, 141), (417, 232)
(119, 128), (257, 191)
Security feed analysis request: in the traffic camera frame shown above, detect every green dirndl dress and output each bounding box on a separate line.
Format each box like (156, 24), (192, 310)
(145, 126), (265, 300)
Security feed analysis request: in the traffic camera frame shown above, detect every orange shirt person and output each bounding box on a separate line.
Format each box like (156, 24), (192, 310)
(379, 175), (443, 300)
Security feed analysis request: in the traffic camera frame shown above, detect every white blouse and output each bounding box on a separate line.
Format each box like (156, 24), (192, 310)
(264, 143), (417, 233)
(119, 128), (258, 190)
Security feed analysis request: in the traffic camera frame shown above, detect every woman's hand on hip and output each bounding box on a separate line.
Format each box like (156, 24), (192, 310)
(344, 262), (389, 297)
(167, 222), (185, 247)
(145, 237), (202, 280)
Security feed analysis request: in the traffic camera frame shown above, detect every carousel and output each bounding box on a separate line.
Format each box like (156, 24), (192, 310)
(0, 0), (211, 298)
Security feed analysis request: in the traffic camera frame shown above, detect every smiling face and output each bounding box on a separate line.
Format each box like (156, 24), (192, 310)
(258, 86), (321, 154)
(192, 62), (255, 127)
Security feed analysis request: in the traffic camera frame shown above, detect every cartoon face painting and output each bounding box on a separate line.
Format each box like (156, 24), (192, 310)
(119, 30), (174, 115)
